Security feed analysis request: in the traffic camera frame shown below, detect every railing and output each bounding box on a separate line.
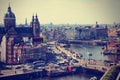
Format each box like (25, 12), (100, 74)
(116, 72), (120, 80)
(100, 65), (120, 80)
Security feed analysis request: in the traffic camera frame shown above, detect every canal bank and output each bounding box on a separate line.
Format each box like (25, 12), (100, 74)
(0, 43), (113, 80)
(0, 66), (104, 80)
(69, 44), (117, 61)
(1, 45), (116, 80)
(100, 65), (120, 80)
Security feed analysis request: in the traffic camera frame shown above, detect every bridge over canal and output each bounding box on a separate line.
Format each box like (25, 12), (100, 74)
(53, 45), (109, 73)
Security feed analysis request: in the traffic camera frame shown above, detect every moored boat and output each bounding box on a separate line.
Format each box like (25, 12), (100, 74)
(90, 76), (97, 80)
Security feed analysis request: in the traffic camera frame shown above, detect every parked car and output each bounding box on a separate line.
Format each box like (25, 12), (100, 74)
(33, 61), (46, 67)
(72, 59), (79, 63)
(15, 66), (22, 69)
(67, 56), (72, 60)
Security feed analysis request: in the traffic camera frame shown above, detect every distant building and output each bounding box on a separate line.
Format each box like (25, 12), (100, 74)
(117, 29), (120, 37)
(75, 22), (108, 40)
(0, 5), (43, 64)
(43, 27), (67, 41)
(95, 24), (108, 40)
(75, 26), (96, 40)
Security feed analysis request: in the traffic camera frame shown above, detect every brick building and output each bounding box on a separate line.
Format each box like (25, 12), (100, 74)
(0, 5), (43, 64)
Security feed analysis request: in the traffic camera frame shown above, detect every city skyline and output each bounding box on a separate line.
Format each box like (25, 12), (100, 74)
(0, 0), (120, 24)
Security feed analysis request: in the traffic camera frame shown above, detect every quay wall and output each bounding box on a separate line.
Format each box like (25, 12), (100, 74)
(100, 65), (120, 80)
(68, 40), (107, 45)
(48, 66), (104, 78)
(82, 67), (104, 79)
(0, 69), (47, 80)
(0, 66), (104, 80)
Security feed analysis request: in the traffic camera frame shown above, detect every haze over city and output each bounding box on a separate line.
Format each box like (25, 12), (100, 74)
(0, 0), (120, 24)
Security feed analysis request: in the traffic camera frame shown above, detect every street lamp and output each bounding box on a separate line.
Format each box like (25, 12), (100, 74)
(87, 52), (92, 64)
(88, 52), (92, 59)
(83, 47), (87, 60)
(0, 51), (1, 61)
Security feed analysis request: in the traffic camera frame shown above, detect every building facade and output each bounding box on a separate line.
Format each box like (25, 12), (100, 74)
(75, 26), (96, 40)
(75, 23), (108, 40)
(0, 5), (43, 64)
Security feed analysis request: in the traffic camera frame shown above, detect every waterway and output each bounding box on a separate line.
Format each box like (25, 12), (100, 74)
(70, 44), (109, 60)
(35, 74), (99, 80)
(33, 44), (114, 80)
(71, 44), (117, 61)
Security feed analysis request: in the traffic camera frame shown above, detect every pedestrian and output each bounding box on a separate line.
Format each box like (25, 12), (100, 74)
(15, 71), (16, 74)
(85, 64), (87, 67)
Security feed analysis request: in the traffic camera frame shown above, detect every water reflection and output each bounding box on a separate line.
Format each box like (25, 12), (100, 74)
(70, 44), (109, 60)
(35, 74), (95, 80)
(34, 44), (106, 80)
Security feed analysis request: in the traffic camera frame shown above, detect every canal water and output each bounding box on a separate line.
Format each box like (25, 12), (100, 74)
(70, 44), (117, 61)
(34, 44), (115, 80)
(70, 44), (108, 60)
(35, 73), (98, 80)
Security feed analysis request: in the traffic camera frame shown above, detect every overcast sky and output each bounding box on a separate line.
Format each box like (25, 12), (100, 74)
(0, 0), (120, 24)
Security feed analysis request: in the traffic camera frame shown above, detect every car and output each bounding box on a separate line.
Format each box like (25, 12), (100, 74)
(58, 61), (69, 66)
(72, 59), (79, 63)
(50, 61), (58, 64)
(67, 56), (72, 60)
(15, 66), (22, 69)
(109, 63), (116, 66)
(33, 61), (46, 67)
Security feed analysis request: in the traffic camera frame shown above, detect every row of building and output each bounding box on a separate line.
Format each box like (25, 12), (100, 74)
(1, 39), (47, 64)
(0, 5), (44, 64)
(75, 22), (108, 40)
(42, 26), (67, 42)
(75, 22), (120, 41)
(1, 4), (120, 64)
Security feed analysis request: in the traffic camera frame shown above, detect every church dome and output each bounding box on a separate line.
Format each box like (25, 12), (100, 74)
(4, 6), (15, 19)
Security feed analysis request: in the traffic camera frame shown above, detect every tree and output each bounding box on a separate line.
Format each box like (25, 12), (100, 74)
(43, 34), (47, 43)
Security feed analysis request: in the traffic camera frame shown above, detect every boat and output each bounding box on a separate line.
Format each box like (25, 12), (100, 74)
(90, 76), (97, 80)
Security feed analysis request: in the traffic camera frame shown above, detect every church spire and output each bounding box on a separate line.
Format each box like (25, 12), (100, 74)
(36, 14), (38, 18)
(96, 21), (98, 25)
(35, 14), (38, 22)
(32, 14), (40, 37)
(32, 15), (34, 22)
(25, 18), (28, 26)
(8, 2), (11, 12)
(9, 1), (10, 7)
(4, 2), (16, 32)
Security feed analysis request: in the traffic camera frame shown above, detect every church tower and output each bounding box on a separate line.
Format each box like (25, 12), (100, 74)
(30, 14), (43, 46)
(4, 4), (17, 64)
(31, 14), (40, 37)
(4, 4), (16, 32)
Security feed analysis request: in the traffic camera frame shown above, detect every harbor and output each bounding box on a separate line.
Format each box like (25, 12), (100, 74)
(0, 42), (118, 80)
(0, 0), (120, 80)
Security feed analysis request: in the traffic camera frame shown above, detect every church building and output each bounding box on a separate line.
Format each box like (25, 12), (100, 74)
(0, 5), (43, 64)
